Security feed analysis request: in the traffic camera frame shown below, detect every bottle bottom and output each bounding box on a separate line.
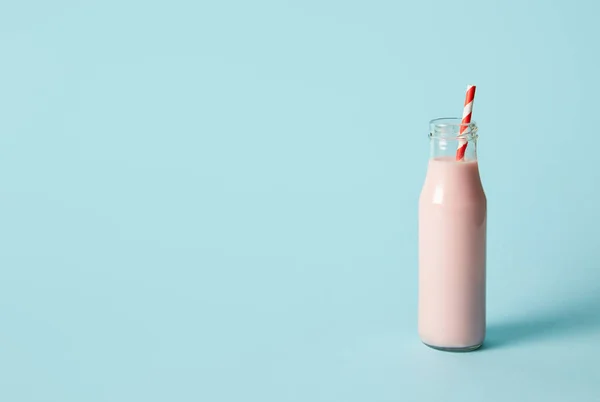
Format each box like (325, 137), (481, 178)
(422, 341), (483, 353)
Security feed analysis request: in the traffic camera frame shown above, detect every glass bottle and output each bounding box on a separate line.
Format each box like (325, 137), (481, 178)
(418, 118), (487, 351)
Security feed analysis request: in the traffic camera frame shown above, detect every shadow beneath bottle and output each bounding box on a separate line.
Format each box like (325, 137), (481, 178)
(483, 291), (600, 349)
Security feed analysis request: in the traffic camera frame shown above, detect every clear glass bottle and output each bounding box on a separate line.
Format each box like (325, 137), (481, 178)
(418, 118), (487, 351)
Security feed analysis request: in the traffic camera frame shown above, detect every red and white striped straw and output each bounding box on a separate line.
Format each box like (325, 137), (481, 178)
(455, 85), (476, 161)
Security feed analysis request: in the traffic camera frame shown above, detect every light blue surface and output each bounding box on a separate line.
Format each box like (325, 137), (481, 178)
(1, 0), (599, 401)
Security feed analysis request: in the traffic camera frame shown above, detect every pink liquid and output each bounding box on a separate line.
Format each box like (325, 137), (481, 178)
(418, 157), (487, 350)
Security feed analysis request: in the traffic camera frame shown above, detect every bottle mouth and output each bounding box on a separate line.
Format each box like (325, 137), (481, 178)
(429, 117), (478, 140)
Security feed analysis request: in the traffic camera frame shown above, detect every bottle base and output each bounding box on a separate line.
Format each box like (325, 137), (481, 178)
(422, 341), (483, 352)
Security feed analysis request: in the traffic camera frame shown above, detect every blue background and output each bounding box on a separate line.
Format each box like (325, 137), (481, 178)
(1, 0), (599, 401)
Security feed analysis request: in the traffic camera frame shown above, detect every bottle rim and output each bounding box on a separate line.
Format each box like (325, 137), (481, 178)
(429, 117), (478, 140)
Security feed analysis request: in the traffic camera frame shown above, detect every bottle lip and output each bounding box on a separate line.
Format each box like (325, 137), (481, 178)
(429, 117), (478, 140)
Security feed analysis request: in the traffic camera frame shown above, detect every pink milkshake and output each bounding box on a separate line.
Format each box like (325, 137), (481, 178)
(418, 118), (486, 351)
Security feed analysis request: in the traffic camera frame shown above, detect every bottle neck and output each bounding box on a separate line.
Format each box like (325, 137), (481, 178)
(429, 137), (478, 161)
(429, 118), (479, 161)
